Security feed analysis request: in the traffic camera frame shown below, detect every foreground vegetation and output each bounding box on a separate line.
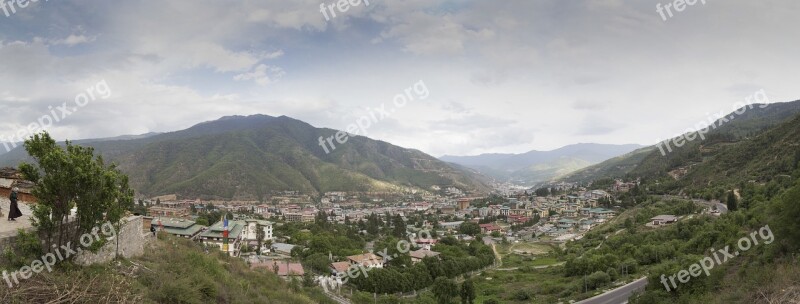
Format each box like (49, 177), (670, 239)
(0, 233), (328, 304)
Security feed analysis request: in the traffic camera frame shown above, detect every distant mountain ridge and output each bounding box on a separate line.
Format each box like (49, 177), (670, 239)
(0, 115), (490, 200)
(440, 143), (644, 185)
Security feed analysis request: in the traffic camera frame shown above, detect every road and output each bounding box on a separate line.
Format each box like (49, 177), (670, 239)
(575, 277), (648, 304)
(660, 195), (728, 214)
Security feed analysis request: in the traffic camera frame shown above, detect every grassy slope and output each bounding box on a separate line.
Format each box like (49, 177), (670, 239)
(0, 234), (328, 304)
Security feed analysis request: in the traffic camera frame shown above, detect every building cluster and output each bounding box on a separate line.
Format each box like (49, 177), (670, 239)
(149, 216), (275, 257)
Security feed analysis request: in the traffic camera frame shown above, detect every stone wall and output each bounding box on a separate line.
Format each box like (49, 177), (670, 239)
(0, 215), (152, 266)
(74, 215), (153, 265)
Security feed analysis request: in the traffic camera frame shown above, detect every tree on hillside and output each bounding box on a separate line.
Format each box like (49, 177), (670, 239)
(460, 277), (476, 304)
(432, 277), (458, 304)
(19, 132), (134, 256)
(727, 191), (738, 211)
(774, 178), (800, 252)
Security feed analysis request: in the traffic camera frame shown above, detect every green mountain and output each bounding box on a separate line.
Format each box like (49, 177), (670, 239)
(561, 100), (800, 184)
(0, 115), (490, 200)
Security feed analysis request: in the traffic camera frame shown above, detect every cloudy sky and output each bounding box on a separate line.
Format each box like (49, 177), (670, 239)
(0, 0), (798, 157)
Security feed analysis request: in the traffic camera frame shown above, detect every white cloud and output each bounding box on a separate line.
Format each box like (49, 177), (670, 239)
(1, 0), (799, 157)
(234, 64), (285, 86)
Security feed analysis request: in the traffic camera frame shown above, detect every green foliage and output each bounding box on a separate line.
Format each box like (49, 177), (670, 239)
(348, 239), (495, 294)
(585, 271), (611, 290)
(727, 191), (738, 211)
(772, 178), (800, 252)
(19, 132), (133, 257)
(460, 278), (476, 304)
(591, 178), (615, 189)
(458, 222), (481, 236)
(432, 277), (458, 304)
(304, 253), (332, 275)
(2, 229), (43, 268)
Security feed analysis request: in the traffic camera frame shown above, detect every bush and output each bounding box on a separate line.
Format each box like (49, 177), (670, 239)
(2, 229), (43, 268)
(586, 271), (611, 290)
(512, 289), (532, 301)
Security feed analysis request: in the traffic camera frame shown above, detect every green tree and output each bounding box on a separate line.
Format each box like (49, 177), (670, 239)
(256, 224), (266, 255)
(460, 278), (476, 304)
(727, 191), (738, 211)
(392, 214), (407, 238)
(432, 277), (458, 304)
(315, 210), (329, 227)
(19, 132), (134, 256)
(458, 222), (481, 236)
(303, 270), (315, 287)
(195, 217), (209, 226)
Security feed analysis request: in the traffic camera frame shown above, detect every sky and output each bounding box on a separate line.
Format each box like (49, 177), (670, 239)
(0, 0), (798, 157)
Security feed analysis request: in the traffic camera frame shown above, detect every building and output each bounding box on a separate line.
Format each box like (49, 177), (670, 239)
(557, 218), (578, 229)
(439, 221), (464, 232)
(285, 212), (315, 223)
(241, 219), (274, 241)
(479, 223), (502, 234)
(330, 261), (352, 276)
(147, 205), (190, 218)
(416, 239), (438, 251)
(589, 208), (616, 219)
(457, 198), (471, 211)
(651, 215), (678, 226)
(347, 253), (383, 269)
(253, 261), (305, 278)
(271, 243), (297, 256)
(0, 167), (36, 202)
(409, 249), (440, 264)
(152, 217), (205, 239)
(199, 219), (246, 257)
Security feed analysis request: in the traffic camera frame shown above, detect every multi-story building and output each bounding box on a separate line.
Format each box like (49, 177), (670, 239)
(199, 219), (246, 257)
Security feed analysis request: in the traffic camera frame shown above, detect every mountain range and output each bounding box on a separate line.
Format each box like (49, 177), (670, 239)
(0, 115), (490, 200)
(440, 143), (644, 185)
